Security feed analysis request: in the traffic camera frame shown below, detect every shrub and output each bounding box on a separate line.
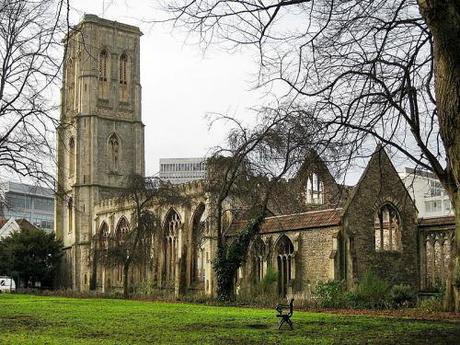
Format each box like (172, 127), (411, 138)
(353, 271), (390, 309)
(418, 296), (443, 312)
(314, 280), (346, 308)
(389, 284), (416, 308)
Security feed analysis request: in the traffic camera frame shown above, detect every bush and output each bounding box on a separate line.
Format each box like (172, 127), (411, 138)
(314, 280), (346, 308)
(417, 296), (443, 312)
(389, 284), (416, 308)
(352, 271), (390, 309)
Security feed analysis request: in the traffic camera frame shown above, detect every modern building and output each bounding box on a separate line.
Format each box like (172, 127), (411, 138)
(399, 167), (453, 218)
(0, 181), (54, 232)
(159, 158), (206, 184)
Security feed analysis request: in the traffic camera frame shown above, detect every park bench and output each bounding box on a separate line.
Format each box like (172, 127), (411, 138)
(275, 298), (294, 330)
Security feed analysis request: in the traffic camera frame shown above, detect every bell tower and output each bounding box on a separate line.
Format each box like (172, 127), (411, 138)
(55, 15), (144, 290)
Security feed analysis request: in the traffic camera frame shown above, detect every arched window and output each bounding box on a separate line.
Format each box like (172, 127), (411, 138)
(98, 221), (109, 250)
(120, 53), (128, 85)
(68, 137), (75, 178)
(276, 235), (294, 297)
(108, 133), (120, 172)
(191, 203), (205, 286)
(163, 209), (181, 285)
(99, 50), (108, 81)
(66, 58), (75, 111)
(305, 172), (324, 204)
(251, 238), (266, 283)
(67, 197), (73, 234)
(374, 204), (402, 251)
(114, 216), (130, 245)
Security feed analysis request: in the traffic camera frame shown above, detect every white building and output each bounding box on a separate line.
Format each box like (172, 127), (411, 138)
(159, 158), (206, 184)
(399, 167), (453, 218)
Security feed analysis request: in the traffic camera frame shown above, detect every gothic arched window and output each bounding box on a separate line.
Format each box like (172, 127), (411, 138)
(120, 53), (128, 85)
(114, 216), (130, 245)
(68, 137), (75, 178)
(305, 172), (324, 204)
(108, 133), (120, 172)
(67, 197), (73, 234)
(66, 58), (75, 111)
(99, 50), (108, 81)
(276, 235), (294, 297)
(163, 209), (181, 284)
(374, 204), (402, 251)
(98, 221), (109, 250)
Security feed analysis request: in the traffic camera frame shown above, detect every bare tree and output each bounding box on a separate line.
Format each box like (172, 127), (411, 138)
(163, 0), (460, 310)
(0, 0), (69, 184)
(206, 107), (335, 300)
(93, 174), (187, 298)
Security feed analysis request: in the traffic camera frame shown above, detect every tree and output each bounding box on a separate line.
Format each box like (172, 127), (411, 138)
(163, 0), (460, 310)
(0, 225), (63, 288)
(206, 108), (331, 300)
(92, 174), (187, 298)
(0, 0), (68, 183)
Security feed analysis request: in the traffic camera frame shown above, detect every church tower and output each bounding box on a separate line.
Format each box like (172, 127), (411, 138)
(55, 15), (144, 290)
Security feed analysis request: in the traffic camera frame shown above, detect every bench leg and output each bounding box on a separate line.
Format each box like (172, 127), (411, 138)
(287, 317), (293, 330)
(278, 318), (285, 330)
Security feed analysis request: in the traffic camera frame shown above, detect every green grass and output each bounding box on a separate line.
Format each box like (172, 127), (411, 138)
(0, 294), (459, 344)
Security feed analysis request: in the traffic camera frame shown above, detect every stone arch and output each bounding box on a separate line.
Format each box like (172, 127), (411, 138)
(162, 208), (182, 286)
(108, 133), (121, 172)
(374, 202), (402, 251)
(275, 235), (294, 297)
(190, 203), (206, 287)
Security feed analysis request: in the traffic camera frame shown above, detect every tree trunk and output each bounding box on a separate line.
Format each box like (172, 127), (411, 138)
(419, 0), (460, 311)
(123, 262), (130, 299)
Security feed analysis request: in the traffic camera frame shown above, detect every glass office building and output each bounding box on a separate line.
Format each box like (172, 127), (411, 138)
(0, 181), (54, 232)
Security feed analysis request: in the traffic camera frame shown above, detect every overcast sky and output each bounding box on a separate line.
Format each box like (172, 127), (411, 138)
(70, 0), (265, 176)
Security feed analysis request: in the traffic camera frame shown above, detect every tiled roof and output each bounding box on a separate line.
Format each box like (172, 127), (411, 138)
(231, 208), (342, 234)
(419, 216), (455, 227)
(0, 218), (8, 229)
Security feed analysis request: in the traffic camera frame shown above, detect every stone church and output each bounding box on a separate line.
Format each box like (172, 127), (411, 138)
(55, 15), (455, 298)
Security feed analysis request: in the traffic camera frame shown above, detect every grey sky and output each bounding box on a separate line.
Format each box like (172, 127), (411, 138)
(72, 0), (264, 176)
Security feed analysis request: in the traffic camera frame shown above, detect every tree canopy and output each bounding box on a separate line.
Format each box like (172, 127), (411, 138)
(0, 226), (63, 288)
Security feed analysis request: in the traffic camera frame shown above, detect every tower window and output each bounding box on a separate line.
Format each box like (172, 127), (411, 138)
(68, 137), (75, 178)
(108, 133), (120, 172)
(120, 53), (128, 85)
(99, 50), (108, 81)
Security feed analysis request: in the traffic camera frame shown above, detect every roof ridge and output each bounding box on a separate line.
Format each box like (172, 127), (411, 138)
(266, 207), (343, 220)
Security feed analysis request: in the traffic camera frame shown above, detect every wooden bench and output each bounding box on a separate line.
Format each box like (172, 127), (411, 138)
(275, 298), (294, 330)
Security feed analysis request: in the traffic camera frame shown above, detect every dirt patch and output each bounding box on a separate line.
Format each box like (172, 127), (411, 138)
(246, 324), (269, 329)
(0, 314), (47, 331)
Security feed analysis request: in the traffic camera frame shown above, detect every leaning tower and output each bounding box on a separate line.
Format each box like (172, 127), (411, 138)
(55, 15), (144, 290)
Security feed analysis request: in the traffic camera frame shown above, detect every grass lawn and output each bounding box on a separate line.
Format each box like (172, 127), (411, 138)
(0, 294), (459, 344)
